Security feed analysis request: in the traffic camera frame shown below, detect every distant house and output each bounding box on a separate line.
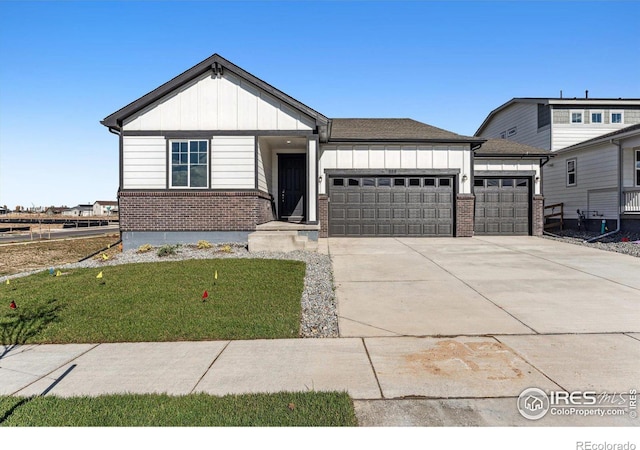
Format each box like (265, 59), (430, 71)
(93, 201), (118, 216)
(0, 206), (9, 215)
(542, 124), (640, 232)
(62, 204), (93, 217)
(45, 207), (69, 215)
(476, 97), (640, 151)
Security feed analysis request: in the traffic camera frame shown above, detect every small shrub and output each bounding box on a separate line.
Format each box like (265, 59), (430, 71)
(137, 244), (153, 254)
(157, 245), (177, 258)
(197, 240), (212, 249)
(219, 244), (232, 253)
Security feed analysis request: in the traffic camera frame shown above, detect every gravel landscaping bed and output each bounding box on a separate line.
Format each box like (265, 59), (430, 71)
(542, 230), (640, 258)
(1, 243), (339, 338)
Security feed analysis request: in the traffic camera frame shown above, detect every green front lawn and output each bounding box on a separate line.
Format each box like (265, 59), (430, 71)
(0, 392), (357, 426)
(0, 259), (305, 343)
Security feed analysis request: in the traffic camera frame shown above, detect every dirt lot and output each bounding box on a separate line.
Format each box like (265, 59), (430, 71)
(0, 234), (120, 276)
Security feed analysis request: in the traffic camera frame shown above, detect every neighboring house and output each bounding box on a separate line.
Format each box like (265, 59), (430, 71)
(542, 124), (640, 232)
(0, 207), (9, 215)
(101, 54), (550, 249)
(93, 201), (118, 216)
(62, 204), (93, 217)
(475, 97), (640, 151)
(45, 207), (69, 215)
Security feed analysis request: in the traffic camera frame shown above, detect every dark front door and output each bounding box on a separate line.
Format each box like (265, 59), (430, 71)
(278, 154), (306, 220)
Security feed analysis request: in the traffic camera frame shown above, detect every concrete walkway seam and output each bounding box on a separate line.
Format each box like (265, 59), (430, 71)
(361, 338), (385, 399)
(188, 340), (231, 394)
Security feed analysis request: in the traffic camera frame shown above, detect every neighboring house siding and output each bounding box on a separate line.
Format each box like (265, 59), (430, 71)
(552, 122), (636, 151)
(122, 72), (315, 131)
(122, 136), (167, 189)
(479, 103), (550, 149)
(211, 136), (255, 189)
(318, 144), (472, 194)
(542, 144), (618, 220)
(473, 159), (541, 195)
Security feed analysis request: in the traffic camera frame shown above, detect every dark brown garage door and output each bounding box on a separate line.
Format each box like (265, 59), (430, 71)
(474, 177), (530, 235)
(329, 175), (454, 237)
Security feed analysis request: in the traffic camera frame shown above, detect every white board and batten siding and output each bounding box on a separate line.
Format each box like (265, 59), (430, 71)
(542, 144), (618, 220)
(211, 136), (255, 189)
(122, 136), (167, 189)
(474, 159), (542, 195)
(122, 72), (315, 132)
(319, 144), (472, 194)
(479, 102), (551, 150)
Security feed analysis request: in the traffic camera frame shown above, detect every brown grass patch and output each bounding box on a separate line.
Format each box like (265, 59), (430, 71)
(0, 235), (120, 276)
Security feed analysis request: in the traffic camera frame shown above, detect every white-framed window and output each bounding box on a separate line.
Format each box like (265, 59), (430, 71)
(611, 111), (624, 124)
(570, 110), (583, 124)
(566, 158), (577, 187)
(170, 140), (209, 188)
(636, 149), (640, 186)
(590, 111), (603, 124)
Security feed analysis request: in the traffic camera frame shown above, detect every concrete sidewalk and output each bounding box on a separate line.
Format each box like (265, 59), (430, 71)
(1, 334), (638, 426)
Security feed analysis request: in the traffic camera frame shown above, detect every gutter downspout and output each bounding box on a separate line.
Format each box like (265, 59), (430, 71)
(585, 138), (622, 242)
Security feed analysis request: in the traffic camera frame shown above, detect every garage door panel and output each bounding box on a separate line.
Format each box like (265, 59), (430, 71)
(362, 208), (375, 219)
(362, 192), (376, 203)
(378, 208), (391, 219)
(329, 175), (454, 237)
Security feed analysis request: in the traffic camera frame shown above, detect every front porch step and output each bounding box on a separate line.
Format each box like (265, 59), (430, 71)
(248, 231), (318, 253)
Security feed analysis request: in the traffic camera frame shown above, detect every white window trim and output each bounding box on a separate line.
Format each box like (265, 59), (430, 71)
(566, 158), (577, 187)
(570, 110), (584, 124)
(610, 110), (624, 124)
(169, 139), (210, 189)
(590, 110), (604, 124)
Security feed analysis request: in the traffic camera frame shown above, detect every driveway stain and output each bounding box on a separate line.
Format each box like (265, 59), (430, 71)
(403, 339), (525, 381)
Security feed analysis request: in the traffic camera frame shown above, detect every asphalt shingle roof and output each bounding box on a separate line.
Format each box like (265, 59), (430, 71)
(476, 139), (551, 156)
(329, 118), (481, 142)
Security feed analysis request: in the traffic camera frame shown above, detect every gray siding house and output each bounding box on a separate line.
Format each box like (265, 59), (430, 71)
(476, 97), (640, 151)
(542, 124), (640, 232)
(102, 54), (551, 249)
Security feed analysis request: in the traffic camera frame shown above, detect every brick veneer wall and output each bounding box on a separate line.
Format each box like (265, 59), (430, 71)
(456, 194), (475, 237)
(118, 190), (272, 231)
(318, 195), (329, 238)
(533, 194), (544, 236)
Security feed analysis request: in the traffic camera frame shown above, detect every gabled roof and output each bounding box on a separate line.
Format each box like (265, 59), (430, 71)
(557, 123), (640, 153)
(475, 97), (640, 136)
(475, 139), (551, 157)
(329, 118), (484, 144)
(101, 54), (329, 130)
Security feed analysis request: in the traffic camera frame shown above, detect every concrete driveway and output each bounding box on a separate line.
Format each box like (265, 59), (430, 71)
(330, 236), (640, 425)
(330, 236), (640, 337)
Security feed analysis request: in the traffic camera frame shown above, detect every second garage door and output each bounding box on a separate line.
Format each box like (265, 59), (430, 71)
(474, 177), (530, 235)
(329, 175), (454, 237)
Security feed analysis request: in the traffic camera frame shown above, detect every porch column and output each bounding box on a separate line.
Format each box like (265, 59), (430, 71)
(307, 138), (317, 222)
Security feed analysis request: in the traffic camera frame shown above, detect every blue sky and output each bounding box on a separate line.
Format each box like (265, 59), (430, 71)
(0, 1), (638, 209)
